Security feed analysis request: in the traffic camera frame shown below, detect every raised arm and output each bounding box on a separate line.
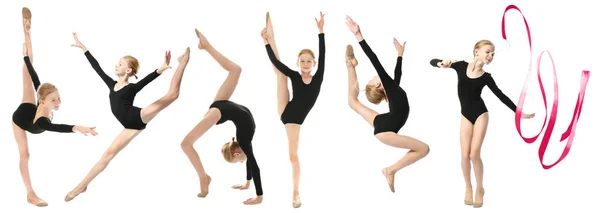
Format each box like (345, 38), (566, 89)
(313, 12), (326, 80)
(133, 69), (161, 91)
(486, 75), (517, 112)
(71, 33), (115, 88)
(35, 117), (74, 133)
(264, 44), (297, 77)
(392, 38), (405, 85)
(23, 56), (41, 91)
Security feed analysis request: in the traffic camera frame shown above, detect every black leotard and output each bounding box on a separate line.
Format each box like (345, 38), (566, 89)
(430, 59), (517, 124)
(12, 56), (75, 134)
(359, 40), (410, 135)
(265, 33), (325, 125)
(84, 51), (161, 130)
(209, 100), (263, 196)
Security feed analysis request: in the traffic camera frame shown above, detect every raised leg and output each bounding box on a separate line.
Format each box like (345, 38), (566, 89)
(65, 129), (142, 202)
(12, 122), (47, 207)
(470, 113), (489, 208)
(375, 132), (430, 193)
(21, 8), (35, 104)
(459, 116), (475, 205)
(266, 12), (290, 116)
(194, 29), (242, 101)
(284, 124), (303, 208)
(140, 48), (191, 124)
(180, 108), (221, 198)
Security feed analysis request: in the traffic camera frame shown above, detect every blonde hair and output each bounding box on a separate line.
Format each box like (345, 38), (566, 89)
(221, 137), (241, 163)
(473, 40), (495, 56)
(365, 84), (385, 104)
(37, 83), (57, 105)
(122, 55), (139, 79)
(297, 49), (315, 59)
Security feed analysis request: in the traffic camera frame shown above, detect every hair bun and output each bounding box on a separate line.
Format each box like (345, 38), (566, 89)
(232, 137), (236, 142)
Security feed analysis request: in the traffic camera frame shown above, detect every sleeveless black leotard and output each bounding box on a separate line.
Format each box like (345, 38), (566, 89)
(265, 33), (326, 125)
(84, 51), (162, 130)
(359, 40), (410, 135)
(12, 56), (75, 134)
(430, 59), (517, 124)
(209, 100), (263, 196)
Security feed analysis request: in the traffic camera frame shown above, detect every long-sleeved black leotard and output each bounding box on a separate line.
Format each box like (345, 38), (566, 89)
(265, 33), (326, 125)
(12, 56), (75, 134)
(358, 40), (411, 135)
(430, 59), (517, 124)
(84, 51), (161, 130)
(209, 100), (263, 196)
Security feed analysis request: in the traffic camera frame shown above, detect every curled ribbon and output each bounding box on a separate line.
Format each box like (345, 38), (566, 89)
(501, 5), (591, 169)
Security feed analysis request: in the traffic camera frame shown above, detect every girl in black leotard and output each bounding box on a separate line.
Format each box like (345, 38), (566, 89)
(180, 29), (263, 205)
(65, 33), (191, 202)
(344, 16), (430, 193)
(260, 12), (325, 208)
(430, 40), (535, 208)
(11, 8), (98, 207)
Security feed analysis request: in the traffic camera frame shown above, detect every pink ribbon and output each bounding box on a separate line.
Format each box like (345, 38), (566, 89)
(501, 5), (591, 169)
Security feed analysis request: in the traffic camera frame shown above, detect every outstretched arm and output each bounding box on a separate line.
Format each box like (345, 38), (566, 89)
(486, 76), (517, 112)
(35, 118), (74, 133)
(72, 33), (115, 88)
(313, 12), (326, 80)
(240, 144), (263, 197)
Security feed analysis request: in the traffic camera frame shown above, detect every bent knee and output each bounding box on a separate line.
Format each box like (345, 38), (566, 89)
(166, 91), (180, 102)
(421, 144), (430, 156)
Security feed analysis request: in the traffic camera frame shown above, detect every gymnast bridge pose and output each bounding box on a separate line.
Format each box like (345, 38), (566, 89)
(64, 32), (191, 202)
(430, 40), (535, 208)
(345, 16), (430, 193)
(180, 29), (263, 205)
(11, 7), (98, 207)
(261, 11), (326, 208)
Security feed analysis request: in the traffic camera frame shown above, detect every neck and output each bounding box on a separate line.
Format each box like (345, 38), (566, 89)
(36, 105), (51, 117)
(117, 75), (130, 84)
(300, 71), (312, 78)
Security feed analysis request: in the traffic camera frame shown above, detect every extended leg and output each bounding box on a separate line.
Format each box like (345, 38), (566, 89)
(65, 129), (142, 202)
(21, 8), (35, 104)
(266, 12), (290, 116)
(140, 48), (191, 124)
(180, 108), (221, 198)
(470, 113), (489, 208)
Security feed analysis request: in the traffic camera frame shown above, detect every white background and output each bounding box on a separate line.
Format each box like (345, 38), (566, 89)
(0, 0), (598, 212)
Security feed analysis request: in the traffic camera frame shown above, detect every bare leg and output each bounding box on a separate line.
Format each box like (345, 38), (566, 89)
(180, 109), (221, 197)
(460, 116), (475, 205)
(266, 12), (289, 116)
(284, 124), (303, 208)
(140, 48), (191, 124)
(65, 129), (142, 202)
(13, 122), (47, 207)
(194, 29), (242, 101)
(470, 113), (489, 208)
(375, 132), (430, 193)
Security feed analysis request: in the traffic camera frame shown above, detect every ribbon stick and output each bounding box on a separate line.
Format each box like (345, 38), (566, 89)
(501, 4), (591, 169)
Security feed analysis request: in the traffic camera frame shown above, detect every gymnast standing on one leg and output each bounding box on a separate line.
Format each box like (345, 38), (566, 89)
(12, 7), (98, 207)
(430, 40), (535, 208)
(345, 16), (430, 192)
(180, 29), (263, 205)
(64, 33), (191, 202)
(261, 11), (325, 208)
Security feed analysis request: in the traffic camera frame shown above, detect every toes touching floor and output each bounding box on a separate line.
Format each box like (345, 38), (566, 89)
(11, 7), (536, 209)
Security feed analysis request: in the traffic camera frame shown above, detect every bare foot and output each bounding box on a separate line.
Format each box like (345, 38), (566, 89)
(292, 194), (302, 208)
(197, 175), (212, 198)
(473, 187), (485, 208)
(464, 186), (473, 205)
(382, 167), (395, 193)
(346, 45), (358, 66)
(27, 194), (48, 207)
(194, 29), (210, 50)
(178, 47), (191, 64)
(22, 7), (32, 32)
